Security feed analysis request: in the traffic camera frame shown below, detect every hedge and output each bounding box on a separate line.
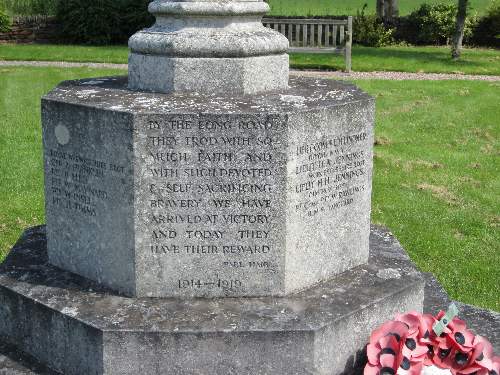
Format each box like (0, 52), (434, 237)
(0, 6), (10, 32)
(56, 0), (153, 45)
(7, 1), (497, 48)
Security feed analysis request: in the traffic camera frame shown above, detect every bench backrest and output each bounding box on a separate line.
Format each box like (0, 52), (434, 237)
(262, 17), (352, 49)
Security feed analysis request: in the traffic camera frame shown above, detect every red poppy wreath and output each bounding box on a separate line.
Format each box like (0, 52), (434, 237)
(364, 306), (499, 375)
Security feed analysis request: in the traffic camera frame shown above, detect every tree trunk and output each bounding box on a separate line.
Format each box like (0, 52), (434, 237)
(452, 0), (468, 59)
(389, 0), (399, 19)
(376, 0), (385, 19)
(377, 0), (399, 22)
(384, 1), (391, 20)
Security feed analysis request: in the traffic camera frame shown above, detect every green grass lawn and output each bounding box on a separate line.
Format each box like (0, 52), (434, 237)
(1, 43), (499, 75)
(0, 44), (129, 64)
(0, 67), (499, 311)
(357, 79), (500, 312)
(268, 0), (493, 16)
(292, 46), (500, 75)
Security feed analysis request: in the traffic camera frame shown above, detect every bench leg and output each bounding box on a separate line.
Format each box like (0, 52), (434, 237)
(345, 46), (352, 73)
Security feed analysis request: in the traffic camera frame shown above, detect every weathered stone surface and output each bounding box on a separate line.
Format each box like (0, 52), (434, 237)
(0, 225), (424, 375)
(128, 53), (289, 94)
(128, 0), (289, 94)
(41, 76), (374, 298)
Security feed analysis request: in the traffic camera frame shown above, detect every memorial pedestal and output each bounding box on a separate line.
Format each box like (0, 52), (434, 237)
(0, 1), (426, 373)
(41, 76), (375, 299)
(0, 226), (424, 375)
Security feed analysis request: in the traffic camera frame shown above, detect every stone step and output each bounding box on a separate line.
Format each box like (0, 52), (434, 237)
(0, 225), (423, 375)
(2, 303), (497, 375)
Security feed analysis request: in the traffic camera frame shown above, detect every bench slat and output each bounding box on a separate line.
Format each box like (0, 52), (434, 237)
(295, 23), (300, 47)
(340, 25), (345, 44)
(263, 18), (348, 25)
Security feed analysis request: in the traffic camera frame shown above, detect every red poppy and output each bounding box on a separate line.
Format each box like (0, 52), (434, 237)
(364, 310), (498, 375)
(365, 320), (426, 375)
(455, 336), (496, 375)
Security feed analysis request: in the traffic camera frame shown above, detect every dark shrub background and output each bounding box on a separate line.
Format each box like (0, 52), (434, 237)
(0, 5), (10, 32)
(56, 0), (153, 45)
(50, 1), (499, 48)
(471, 4), (500, 47)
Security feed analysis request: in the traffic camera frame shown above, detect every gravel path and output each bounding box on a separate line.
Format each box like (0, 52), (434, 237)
(1, 60), (499, 81)
(291, 69), (500, 81)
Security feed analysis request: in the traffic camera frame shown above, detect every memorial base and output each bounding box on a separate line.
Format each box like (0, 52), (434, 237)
(0, 226), (424, 375)
(41, 76), (376, 299)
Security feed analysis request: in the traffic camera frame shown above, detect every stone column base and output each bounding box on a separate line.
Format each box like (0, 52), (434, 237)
(128, 53), (290, 94)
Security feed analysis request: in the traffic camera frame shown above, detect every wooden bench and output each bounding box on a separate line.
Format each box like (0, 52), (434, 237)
(262, 17), (353, 72)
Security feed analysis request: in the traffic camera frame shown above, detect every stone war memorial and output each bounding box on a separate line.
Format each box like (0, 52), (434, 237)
(0, 0), (425, 374)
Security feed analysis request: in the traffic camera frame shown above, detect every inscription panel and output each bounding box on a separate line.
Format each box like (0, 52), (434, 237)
(285, 104), (375, 293)
(135, 114), (288, 297)
(47, 149), (125, 218)
(42, 104), (136, 295)
(294, 132), (369, 217)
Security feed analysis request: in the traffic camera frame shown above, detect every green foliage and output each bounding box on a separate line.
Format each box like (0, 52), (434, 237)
(120, 0), (154, 41)
(271, 1), (497, 47)
(56, 0), (153, 45)
(0, 0), (58, 16)
(471, 2), (500, 47)
(56, 0), (120, 45)
(397, 3), (476, 45)
(0, 6), (10, 32)
(353, 5), (395, 47)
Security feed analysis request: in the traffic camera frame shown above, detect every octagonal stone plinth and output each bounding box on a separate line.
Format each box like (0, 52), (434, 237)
(41, 76), (374, 298)
(0, 226), (424, 375)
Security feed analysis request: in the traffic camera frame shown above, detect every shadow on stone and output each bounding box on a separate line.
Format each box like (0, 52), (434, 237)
(1, 226), (117, 297)
(339, 346), (368, 375)
(0, 339), (60, 375)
